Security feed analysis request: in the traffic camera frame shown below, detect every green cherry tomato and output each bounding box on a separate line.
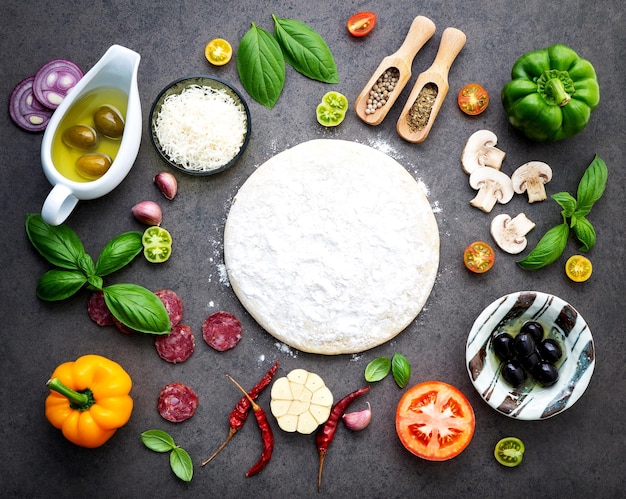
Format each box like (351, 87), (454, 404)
(316, 91), (348, 127)
(494, 437), (525, 467)
(322, 91), (349, 112)
(142, 226), (172, 263)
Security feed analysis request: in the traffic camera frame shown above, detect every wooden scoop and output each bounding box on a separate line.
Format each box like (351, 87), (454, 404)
(354, 15), (436, 126)
(396, 27), (466, 143)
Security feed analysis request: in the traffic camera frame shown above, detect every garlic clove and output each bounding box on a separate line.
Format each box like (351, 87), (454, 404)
(342, 401), (371, 431)
(132, 200), (162, 226)
(154, 171), (178, 200)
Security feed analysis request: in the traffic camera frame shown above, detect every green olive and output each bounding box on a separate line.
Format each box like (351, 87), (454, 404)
(93, 105), (125, 139)
(62, 125), (99, 150)
(75, 153), (112, 180)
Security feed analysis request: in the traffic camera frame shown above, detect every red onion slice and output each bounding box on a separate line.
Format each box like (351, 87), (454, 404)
(9, 76), (54, 132)
(33, 59), (83, 109)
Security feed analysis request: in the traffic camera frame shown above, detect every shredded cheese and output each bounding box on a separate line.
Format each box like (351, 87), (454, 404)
(154, 85), (247, 172)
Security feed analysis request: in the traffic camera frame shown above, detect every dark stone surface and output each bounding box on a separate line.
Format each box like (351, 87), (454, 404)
(1, 1), (624, 497)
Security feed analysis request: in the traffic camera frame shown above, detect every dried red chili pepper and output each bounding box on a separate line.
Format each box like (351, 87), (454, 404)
(316, 385), (370, 491)
(226, 374), (274, 477)
(201, 360), (278, 466)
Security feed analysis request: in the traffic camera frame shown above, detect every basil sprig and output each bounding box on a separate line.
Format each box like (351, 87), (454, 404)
(518, 155), (608, 270)
(365, 353), (412, 388)
(141, 430), (193, 482)
(237, 15), (338, 108)
(25, 214), (170, 334)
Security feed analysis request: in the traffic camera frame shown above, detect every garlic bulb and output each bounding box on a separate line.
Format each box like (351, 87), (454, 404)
(342, 401), (371, 431)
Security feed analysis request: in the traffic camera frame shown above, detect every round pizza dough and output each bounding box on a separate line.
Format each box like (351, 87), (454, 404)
(224, 139), (439, 355)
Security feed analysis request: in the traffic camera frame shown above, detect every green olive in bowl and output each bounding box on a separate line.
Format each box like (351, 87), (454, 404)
(93, 105), (125, 139)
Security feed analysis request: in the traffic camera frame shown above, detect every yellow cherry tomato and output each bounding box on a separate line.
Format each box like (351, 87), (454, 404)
(565, 255), (592, 282)
(205, 38), (232, 66)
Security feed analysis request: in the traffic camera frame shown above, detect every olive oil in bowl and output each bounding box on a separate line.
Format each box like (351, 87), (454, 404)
(51, 87), (127, 182)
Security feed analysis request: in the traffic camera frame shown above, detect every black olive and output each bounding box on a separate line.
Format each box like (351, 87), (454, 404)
(538, 338), (563, 364)
(534, 361), (559, 386)
(514, 331), (536, 357)
(492, 333), (516, 361)
(520, 350), (542, 374)
(501, 359), (526, 388)
(520, 321), (544, 343)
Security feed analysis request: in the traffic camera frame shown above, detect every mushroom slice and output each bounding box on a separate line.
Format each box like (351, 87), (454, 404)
(490, 213), (536, 254)
(469, 167), (514, 213)
(511, 161), (553, 203)
(461, 129), (507, 174)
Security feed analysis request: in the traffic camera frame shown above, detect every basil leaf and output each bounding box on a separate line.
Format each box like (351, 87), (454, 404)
(87, 275), (104, 290)
(572, 216), (596, 252)
(141, 429), (176, 452)
(103, 283), (170, 334)
(237, 23), (285, 109)
(25, 213), (85, 270)
(391, 353), (411, 388)
(78, 253), (96, 277)
(517, 223), (569, 270)
(551, 192), (577, 219)
(576, 155), (608, 216)
(272, 15), (339, 84)
(364, 357), (391, 382)
(95, 231), (143, 276)
(36, 269), (87, 300)
(170, 446), (193, 482)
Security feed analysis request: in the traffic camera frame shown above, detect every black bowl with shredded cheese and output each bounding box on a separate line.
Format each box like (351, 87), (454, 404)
(149, 76), (251, 175)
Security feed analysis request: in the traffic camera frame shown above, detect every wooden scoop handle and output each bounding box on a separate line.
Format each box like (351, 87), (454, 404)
(426, 27), (467, 80)
(392, 15), (438, 66)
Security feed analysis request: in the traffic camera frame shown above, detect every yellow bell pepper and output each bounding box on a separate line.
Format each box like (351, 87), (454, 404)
(45, 354), (133, 448)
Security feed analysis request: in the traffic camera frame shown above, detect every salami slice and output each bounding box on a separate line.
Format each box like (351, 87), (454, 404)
(157, 382), (199, 423)
(155, 289), (183, 327)
(155, 323), (195, 363)
(87, 290), (114, 326)
(113, 316), (138, 334)
(202, 311), (243, 351)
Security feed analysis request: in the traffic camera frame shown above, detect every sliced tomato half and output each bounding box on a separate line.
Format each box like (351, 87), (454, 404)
(347, 12), (376, 37)
(396, 381), (475, 461)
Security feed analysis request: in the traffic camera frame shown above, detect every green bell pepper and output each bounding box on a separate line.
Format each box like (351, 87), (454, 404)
(501, 44), (599, 142)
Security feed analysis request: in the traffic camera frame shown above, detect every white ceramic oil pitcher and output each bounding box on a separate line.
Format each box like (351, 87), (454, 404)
(40, 44), (141, 225)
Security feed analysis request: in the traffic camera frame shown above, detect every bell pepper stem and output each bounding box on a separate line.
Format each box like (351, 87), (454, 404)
(47, 377), (94, 411)
(544, 76), (571, 107)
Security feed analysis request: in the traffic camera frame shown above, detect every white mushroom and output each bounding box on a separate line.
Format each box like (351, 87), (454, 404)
(490, 213), (536, 254)
(469, 167), (514, 213)
(461, 129), (507, 174)
(511, 161), (553, 203)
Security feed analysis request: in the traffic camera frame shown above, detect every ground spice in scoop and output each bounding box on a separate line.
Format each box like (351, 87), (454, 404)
(407, 83), (438, 132)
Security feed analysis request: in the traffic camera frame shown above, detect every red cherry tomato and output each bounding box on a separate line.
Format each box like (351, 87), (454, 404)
(457, 83), (489, 115)
(347, 12), (377, 37)
(463, 241), (495, 273)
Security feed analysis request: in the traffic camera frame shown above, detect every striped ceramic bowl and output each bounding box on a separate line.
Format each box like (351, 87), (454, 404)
(466, 291), (595, 420)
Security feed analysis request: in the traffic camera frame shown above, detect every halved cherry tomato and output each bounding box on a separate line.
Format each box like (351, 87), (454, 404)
(204, 38), (232, 66)
(347, 12), (376, 37)
(458, 83), (489, 115)
(396, 381), (475, 461)
(565, 255), (592, 282)
(494, 437), (525, 467)
(142, 226), (172, 263)
(463, 241), (495, 273)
